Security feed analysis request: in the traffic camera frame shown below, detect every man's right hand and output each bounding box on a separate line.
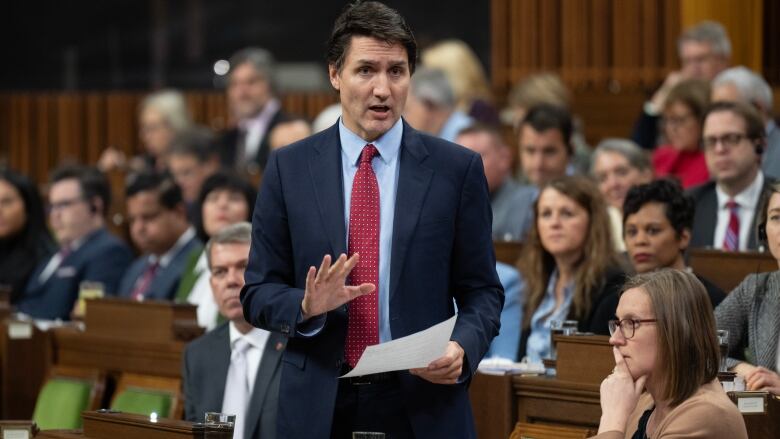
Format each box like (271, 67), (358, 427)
(300, 253), (375, 321)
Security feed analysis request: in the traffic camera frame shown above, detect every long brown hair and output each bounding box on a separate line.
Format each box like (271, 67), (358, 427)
(622, 269), (719, 406)
(519, 175), (618, 329)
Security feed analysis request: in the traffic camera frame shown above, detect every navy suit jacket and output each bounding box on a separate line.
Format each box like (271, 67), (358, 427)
(117, 235), (202, 301)
(183, 322), (286, 439)
(17, 228), (133, 320)
(240, 121), (504, 438)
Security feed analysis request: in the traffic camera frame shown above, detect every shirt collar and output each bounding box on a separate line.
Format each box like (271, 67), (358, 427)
(239, 98), (280, 130)
(338, 117), (403, 167)
(228, 321), (271, 350)
(149, 227), (195, 268)
(716, 171), (765, 210)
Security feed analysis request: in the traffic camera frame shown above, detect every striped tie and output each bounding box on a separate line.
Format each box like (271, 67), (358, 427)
(722, 200), (740, 251)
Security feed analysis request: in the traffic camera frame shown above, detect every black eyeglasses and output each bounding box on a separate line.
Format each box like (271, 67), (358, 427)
(608, 318), (658, 339)
(701, 132), (749, 151)
(47, 196), (86, 214)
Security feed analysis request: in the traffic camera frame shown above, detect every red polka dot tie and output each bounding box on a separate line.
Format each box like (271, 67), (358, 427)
(345, 144), (380, 368)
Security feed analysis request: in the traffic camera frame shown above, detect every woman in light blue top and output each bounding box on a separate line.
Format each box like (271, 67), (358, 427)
(517, 176), (625, 362)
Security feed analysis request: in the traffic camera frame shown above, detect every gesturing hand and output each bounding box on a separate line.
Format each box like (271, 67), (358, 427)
(410, 341), (465, 385)
(745, 367), (780, 395)
(597, 347), (648, 434)
(300, 253), (375, 320)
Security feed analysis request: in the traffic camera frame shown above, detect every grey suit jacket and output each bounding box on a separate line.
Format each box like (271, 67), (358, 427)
(116, 235), (202, 300)
(763, 122), (780, 180)
(688, 178), (774, 250)
(715, 271), (780, 371)
(491, 179), (536, 242)
(182, 322), (286, 439)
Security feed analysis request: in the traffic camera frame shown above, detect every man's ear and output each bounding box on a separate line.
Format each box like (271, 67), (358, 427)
(328, 64), (341, 91)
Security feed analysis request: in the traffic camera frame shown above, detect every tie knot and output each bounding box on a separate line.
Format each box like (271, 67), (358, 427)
(232, 338), (251, 356)
(726, 199), (740, 210)
(360, 144), (379, 164)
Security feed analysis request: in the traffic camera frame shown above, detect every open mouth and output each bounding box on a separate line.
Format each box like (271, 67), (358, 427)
(369, 105), (390, 115)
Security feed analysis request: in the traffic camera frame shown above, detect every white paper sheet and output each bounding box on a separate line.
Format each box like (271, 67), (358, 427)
(340, 315), (457, 378)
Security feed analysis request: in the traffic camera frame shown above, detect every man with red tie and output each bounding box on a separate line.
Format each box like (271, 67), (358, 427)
(689, 101), (774, 251)
(240, 2), (503, 438)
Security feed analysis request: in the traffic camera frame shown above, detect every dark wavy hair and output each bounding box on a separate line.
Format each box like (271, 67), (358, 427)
(193, 171), (256, 242)
(326, 1), (417, 74)
(0, 168), (56, 301)
(622, 179), (694, 237)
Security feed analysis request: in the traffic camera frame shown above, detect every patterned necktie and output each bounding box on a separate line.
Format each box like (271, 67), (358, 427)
(345, 144), (380, 368)
(723, 199), (740, 251)
(130, 261), (159, 301)
(222, 338), (251, 439)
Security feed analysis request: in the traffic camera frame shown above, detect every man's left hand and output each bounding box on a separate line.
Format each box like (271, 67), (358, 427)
(410, 341), (464, 385)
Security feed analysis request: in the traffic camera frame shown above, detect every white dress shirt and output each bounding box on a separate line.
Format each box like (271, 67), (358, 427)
(239, 99), (281, 162)
(714, 172), (764, 251)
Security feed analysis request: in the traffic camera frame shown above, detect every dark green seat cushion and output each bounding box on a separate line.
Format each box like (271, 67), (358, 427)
(33, 378), (92, 429)
(111, 388), (172, 417)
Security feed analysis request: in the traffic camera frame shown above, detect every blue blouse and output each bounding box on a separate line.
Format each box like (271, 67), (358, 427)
(525, 268), (574, 362)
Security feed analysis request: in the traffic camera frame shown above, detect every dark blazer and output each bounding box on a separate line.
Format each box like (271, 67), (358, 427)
(517, 267), (626, 359)
(183, 322), (285, 439)
(688, 178), (774, 250)
(116, 234), (202, 301)
(217, 109), (287, 172)
(241, 120), (504, 438)
(17, 228), (133, 320)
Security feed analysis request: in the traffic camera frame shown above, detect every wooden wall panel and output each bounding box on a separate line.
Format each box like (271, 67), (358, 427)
(0, 91), (337, 186)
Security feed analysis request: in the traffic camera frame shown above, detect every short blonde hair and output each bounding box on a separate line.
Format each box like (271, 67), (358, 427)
(139, 89), (193, 133)
(422, 39), (492, 110)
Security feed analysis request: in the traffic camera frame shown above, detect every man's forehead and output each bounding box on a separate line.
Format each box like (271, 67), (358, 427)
(704, 110), (745, 132)
(343, 36), (408, 63)
(50, 179), (81, 197)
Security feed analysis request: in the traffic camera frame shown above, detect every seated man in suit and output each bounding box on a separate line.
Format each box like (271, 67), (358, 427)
(17, 165), (133, 320)
(218, 47), (287, 175)
(689, 101), (772, 251)
(456, 124), (536, 241)
(711, 66), (780, 180)
(183, 222), (284, 439)
(117, 172), (201, 301)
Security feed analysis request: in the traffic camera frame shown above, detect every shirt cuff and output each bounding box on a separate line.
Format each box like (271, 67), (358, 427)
(296, 310), (326, 337)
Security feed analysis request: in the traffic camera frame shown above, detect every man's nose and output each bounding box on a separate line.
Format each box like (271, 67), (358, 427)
(373, 74), (390, 99)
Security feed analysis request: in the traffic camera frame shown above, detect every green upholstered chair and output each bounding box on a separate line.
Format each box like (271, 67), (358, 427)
(32, 367), (104, 430)
(109, 373), (182, 419)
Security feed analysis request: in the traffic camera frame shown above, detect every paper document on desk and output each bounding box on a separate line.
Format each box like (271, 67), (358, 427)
(340, 315), (457, 378)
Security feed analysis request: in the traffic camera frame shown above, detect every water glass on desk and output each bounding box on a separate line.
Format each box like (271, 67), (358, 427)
(549, 319), (578, 360)
(717, 329), (729, 372)
(204, 412), (235, 438)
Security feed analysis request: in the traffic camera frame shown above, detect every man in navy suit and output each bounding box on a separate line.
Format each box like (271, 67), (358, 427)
(183, 222), (284, 439)
(240, 2), (503, 438)
(117, 172), (201, 301)
(17, 165), (132, 320)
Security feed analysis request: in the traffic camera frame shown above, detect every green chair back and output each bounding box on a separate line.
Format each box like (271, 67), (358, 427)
(111, 387), (173, 417)
(32, 378), (92, 429)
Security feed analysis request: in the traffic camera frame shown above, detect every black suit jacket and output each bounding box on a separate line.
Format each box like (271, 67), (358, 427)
(688, 178), (775, 250)
(217, 109), (288, 172)
(182, 322), (286, 439)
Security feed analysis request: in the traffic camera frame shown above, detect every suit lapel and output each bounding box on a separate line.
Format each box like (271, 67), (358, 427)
(308, 124), (347, 256)
(389, 124), (433, 301)
(697, 187), (718, 246)
(245, 332), (285, 439)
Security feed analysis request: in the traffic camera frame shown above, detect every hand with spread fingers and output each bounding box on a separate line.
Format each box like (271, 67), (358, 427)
(597, 347), (648, 434)
(745, 367), (780, 395)
(410, 341), (465, 385)
(300, 253), (375, 320)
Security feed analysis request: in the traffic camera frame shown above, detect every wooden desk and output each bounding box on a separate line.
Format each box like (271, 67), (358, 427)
(35, 411), (232, 439)
(688, 249), (776, 293)
(555, 335), (612, 385)
(514, 375), (601, 430)
(494, 241), (522, 266)
(470, 373), (516, 439)
(52, 327), (185, 378)
(0, 319), (55, 419)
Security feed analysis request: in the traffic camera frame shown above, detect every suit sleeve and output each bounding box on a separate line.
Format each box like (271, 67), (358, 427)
(449, 154), (505, 377)
(84, 242), (133, 295)
(715, 274), (756, 368)
(241, 152), (308, 337)
(181, 345), (198, 422)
